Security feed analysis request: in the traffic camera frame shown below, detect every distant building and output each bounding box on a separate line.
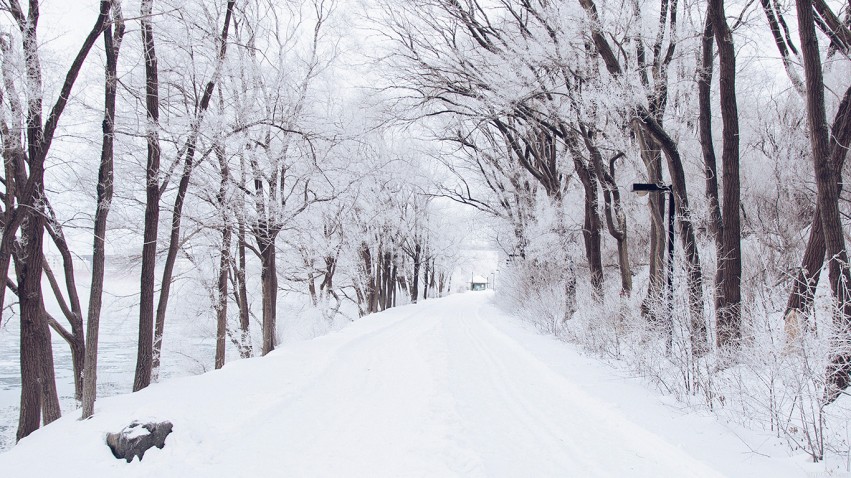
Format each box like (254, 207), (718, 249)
(470, 275), (488, 291)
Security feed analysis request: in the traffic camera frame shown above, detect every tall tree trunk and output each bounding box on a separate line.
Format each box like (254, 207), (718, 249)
(134, 0), (162, 392)
(215, 144), (231, 370)
(422, 250), (430, 301)
(215, 228), (231, 369)
(384, 250), (393, 309)
(14, 251), (40, 442)
(377, 245), (387, 310)
(784, 85), (851, 340)
(257, 231), (279, 355)
(711, 0), (743, 349)
(390, 257), (398, 307)
(232, 217), (252, 358)
(411, 243), (421, 304)
(699, 12), (723, 255)
(635, 130), (666, 317)
(638, 116), (709, 354)
(582, 127), (632, 295)
(82, 2), (123, 419)
(15, 215), (61, 438)
(360, 243), (376, 314)
(795, 0), (851, 401)
(572, 152), (604, 295)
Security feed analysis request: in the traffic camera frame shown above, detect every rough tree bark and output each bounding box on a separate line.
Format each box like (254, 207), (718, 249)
(784, 86), (851, 340)
(215, 143), (231, 370)
(794, 0), (851, 402)
(1, 0), (112, 439)
(581, 125), (631, 295)
(234, 216), (252, 357)
(255, 226), (281, 355)
(699, 12), (724, 260)
(709, 0), (743, 350)
(134, 0), (162, 392)
(82, 1), (124, 419)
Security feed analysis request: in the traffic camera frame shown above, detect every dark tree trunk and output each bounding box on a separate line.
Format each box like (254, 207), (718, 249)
(377, 245), (387, 311)
(390, 257), (398, 307)
(232, 218), (252, 358)
(572, 151), (604, 295)
(698, 11), (724, 356)
(422, 250), (431, 301)
(82, 3), (123, 419)
(699, 12), (723, 254)
(582, 126), (631, 295)
(795, 0), (851, 401)
(383, 250), (393, 309)
(257, 231), (279, 355)
(15, 239), (52, 441)
(215, 145), (231, 370)
(634, 130), (666, 317)
(134, 0), (162, 392)
(360, 243), (376, 314)
(710, 0), (743, 350)
(215, 227), (231, 369)
(15, 214), (61, 440)
(411, 243), (421, 304)
(784, 85), (851, 339)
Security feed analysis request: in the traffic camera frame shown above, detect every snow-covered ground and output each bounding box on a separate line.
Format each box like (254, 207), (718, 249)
(0, 292), (814, 477)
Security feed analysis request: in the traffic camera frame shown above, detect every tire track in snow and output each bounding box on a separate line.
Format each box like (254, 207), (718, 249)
(442, 295), (726, 477)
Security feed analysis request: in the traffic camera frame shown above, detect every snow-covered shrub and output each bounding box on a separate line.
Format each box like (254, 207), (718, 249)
(496, 238), (851, 464)
(498, 257), (575, 336)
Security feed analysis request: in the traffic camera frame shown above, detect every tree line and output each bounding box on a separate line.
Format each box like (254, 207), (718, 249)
(0, 0), (460, 442)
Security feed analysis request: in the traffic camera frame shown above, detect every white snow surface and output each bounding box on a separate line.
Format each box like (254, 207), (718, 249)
(0, 292), (808, 477)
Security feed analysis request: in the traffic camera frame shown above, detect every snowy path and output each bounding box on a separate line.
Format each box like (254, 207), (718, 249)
(0, 293), (802, 477)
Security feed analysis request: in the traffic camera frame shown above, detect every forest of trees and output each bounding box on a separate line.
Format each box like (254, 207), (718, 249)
(0, 0), (849, 462)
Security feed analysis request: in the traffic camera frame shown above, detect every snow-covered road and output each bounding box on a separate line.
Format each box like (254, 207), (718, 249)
(0, 293), (804, 477)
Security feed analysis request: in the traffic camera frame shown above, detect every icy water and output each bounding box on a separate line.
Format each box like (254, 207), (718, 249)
(0, 313), (137, 450)
(0, 264), (217, 452)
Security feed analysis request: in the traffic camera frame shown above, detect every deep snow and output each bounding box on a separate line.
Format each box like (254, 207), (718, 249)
(0, 292), (814, 476)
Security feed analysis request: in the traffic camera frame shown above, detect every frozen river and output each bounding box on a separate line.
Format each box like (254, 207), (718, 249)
(0, 266), (216, 451)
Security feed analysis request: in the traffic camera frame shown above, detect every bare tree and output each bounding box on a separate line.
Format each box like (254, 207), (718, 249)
(794, 0), (851, 402)
(133, 0), (162, 392)
(150, 0), (236, 380)
(83, 1), (125, 419)
(708, 0), (743, 349)
(0, 0), (112, 440)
